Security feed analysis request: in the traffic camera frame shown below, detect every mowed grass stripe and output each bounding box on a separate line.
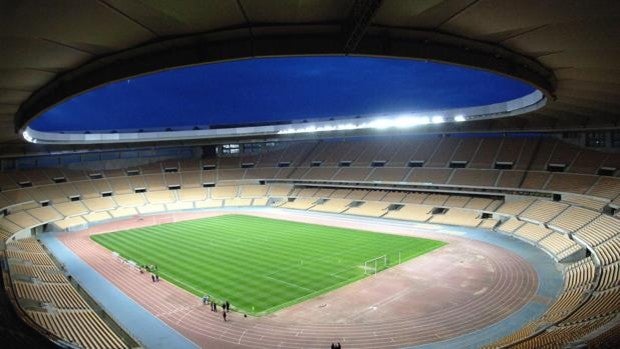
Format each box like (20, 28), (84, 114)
(91, 214), (445, 315)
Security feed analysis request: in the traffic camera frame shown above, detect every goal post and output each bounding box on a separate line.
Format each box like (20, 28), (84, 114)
(363, 255), (388, 275)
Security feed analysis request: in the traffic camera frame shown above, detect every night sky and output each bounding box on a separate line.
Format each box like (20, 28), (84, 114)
(31, 56), (535, 132)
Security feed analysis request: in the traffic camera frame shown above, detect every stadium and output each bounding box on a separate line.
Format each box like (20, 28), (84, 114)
(0, 1), (619, 349)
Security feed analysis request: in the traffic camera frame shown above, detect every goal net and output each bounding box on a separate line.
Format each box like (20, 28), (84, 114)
(363, 255), (388, 275)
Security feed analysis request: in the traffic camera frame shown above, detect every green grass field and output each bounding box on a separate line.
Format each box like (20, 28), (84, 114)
(91, 214), (445, 315)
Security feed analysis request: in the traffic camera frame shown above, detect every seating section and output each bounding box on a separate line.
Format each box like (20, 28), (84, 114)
(310, 199), (352, 214)
(384, 204), (433, 222)
(28, 310), (127, 349)
(538, 233), (582, 260)
(344, 201), (389, 217)
(550, 206), (600, 232)
(496, 199), (535, 215)
(6, 239), (127, 349)
(429, 208), (481, 227)
(514, 223), (552, 243)
(520, 200), (568, 223)
(575, 215), (619, 246)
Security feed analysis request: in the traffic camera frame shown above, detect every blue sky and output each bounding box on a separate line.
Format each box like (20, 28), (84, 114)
(31, 56), (535, 132)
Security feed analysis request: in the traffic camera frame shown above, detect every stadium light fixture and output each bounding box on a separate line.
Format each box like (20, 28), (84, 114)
(22, 130), (37, 143)
(431, 116), (445, 124)
(454, 115), (466, 122)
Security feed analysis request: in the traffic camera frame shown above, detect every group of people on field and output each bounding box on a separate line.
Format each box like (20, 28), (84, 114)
(203, 295), (231, 321)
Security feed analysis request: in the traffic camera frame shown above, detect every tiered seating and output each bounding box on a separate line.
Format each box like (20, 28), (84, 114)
(128, 176), (147, 191)
(268, 184), (293, 197)
(384, 204), (432, 222)
(107, 177), (133, 195)
(520, 171), (550, 189)
(599, 263), (620, 290)
(497, 218), (525, 233)
(210, 186), (238, 198)
(407, 168), (452, 184)
(135, 204), (164, 214)
(401, 192), (428, 204)
(251, 197), (270, 206)
(10, 264), (67, 283)
(82, 211), (112, 223)
(27, 310), (127, 349)
(165, 201), (194, 211)
(5, 211), (41, 229)
(485, 258), (597, 348)
(28, 185), (68, 203)
(427, 137), (459, 167)
(478, 219), (499, 229)
(575, 215), (619, 246)
(382, 191), (406, 203)
(73, 181), (100, 199)
(422, 194), (449, 206)
(244, 167), (280, 180)
(443, 195), (470, 208)
(144, 190), (175, 204)
(514, 223), (552, 243)
(82, 197), (117, 212)
(6, 239), (127, 349)
(595, 240), (620, 266)
(92, 179), (112, 195)
(362, 190), (386, 201)
(344, 201), (388, 217)
(587, 177), (620, 200)
(313, 188), (335, 197)
(449, 169), (499, 187)
(164, 172), (181, 186)
(280, 198), (317, 210)
(366, 167), (409, 182)
(520, 200), (568, 223)
(496, 199), (535, 215)
(496, 170), (526, 188)
(562, 195), (608, 211)
(177, 188), (208, 202)
(108, 207), (138, 218)
(49, 201), (88, 217)
(429, 208), (481, 227)
(26, 207), (63, 223)
(54, 216), (87, 230)
(538, 233), (582, 260)
(144, 174), (166, 191)
(470, 138), (502, 168)
(180, 171), (202, 188)
(14, 282), (89, 308)
(344, 189), (369, 200)
(467, 197), (502, 211)
(545, 173), (598, 194)
(329, 188), (352, 198)
(239, 185), (269, 198)
(310, 199), (351, 214)
(550, 206), (600, 232)
(218, 169), (246, 181)
(332, 167), (372, 181)
(565, 288), (620, 323)
(223, 197), (253, 207)
(112, 193), (146, 208)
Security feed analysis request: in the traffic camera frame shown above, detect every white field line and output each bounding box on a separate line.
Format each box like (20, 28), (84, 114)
(262, 275), (315, 292)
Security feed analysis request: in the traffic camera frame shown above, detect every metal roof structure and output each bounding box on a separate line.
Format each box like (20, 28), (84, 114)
(1, 0), (619, 149)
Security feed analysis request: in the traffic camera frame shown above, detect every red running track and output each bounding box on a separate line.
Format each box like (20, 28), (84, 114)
(57, 210), (539, 348)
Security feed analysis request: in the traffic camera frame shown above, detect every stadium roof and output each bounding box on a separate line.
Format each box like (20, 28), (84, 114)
(1, 0), (619, 147)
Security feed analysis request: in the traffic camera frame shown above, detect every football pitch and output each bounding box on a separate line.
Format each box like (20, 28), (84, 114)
(90, 214), (445, 315)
